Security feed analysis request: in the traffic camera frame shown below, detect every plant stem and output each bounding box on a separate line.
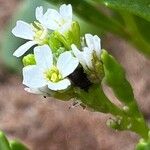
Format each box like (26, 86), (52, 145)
(75, 84), (125, 116)
(75, 84), (149, 140)
(120, 113), (149, 140)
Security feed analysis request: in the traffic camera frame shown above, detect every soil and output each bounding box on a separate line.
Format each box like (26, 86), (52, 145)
(0, 1), (150, 150)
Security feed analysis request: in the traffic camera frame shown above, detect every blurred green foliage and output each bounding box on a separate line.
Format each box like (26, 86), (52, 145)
(0, 131), (29, 150)
(96, 0), (150, 22)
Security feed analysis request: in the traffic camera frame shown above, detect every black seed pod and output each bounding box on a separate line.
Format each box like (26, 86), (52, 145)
(68, 67), (92, 91)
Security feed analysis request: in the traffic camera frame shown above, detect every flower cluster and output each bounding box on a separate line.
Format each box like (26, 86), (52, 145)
(12, 4), (103, 98)
(12, 4), (150, 148)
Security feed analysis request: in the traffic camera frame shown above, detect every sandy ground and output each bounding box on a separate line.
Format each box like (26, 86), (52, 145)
(0, 0), (150, 150)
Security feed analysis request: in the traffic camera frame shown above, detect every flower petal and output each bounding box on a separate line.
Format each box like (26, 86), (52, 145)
(24, 87), (44, 95)
(24, 86), (51, 96)
(85, 34), (94, 50)
(83, 47), (93, 69)
(58, 21), (72, 34)
(12, 20), (34, 40)
(48, 79), (71, 91)
(36, 6), (44, 23)
(23, 65), (46, 88)
(71, 44), (87, 70)
(41, 9), (61, 30)
(34, 45), (53, 70)
(57, 51), (79, 78)
(85, 34), (101, 57)
(13, 41), (37, 57)
(59, 4), (72, 21)
(93, 35), (101, 57)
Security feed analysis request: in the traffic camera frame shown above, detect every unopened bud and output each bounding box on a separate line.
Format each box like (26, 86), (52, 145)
(22, 54), (36, 66)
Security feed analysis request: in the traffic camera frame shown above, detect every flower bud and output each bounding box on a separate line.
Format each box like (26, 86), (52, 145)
(88, 51), (104, 83)
(48, 32), (63, 52)
(54, 21), (81, 50)
(22, 54), (36, 66)
(72, 34), (104, 84)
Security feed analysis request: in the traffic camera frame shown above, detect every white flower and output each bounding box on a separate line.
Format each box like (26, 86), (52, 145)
(37, 4), (72, 34)
(72, 34), (101, 70)
(12, 7), (48, 57)
(23, 45), (79, 91)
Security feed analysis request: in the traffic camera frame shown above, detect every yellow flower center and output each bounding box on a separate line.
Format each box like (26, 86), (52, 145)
(44, 66), (62, 82)
(32, 21), (48, 44)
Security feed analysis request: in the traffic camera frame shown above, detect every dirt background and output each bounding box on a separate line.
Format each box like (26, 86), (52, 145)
(0, 0), (150, 150)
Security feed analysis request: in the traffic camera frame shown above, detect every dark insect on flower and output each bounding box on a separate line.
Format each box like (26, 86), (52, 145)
(68, 67), (92, 91)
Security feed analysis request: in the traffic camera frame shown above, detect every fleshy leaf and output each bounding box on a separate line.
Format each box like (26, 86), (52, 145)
(101, 50), (141, 116)
(0, 131), (11, 150)
(9, 140), (29, 150)
(136, 139), (150, 150)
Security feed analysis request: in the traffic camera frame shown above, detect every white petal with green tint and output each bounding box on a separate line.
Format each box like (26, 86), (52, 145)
(12, 20), (34, 40)
(59, 4), (72, 21)
(34, 45), (53, 70)
(41, 9), (61, 30)
(85, 34), (101, 57)
(36, 6), (44, 23)
(40, 4), (73, 33)
(71, 44), (87, 70)
(24, 86), (51, 96)
(23, 65), (46, 88)
(83, 47), (93, 69)
(13, 41), (37, 57)
(93, 35), (101, 57)
(57, 51), (79, 78)
(48, 79), (71, 91)
(25, 87), (44, 95)
(85, 34), (94, 50)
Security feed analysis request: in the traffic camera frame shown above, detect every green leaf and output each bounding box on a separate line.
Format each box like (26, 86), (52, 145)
(95, 0), (150, 22)
(0, 131), (11, 150)
(134, 16), (150, 43)
(101, 50), (141, 116)
(101, 50), (134, 104)
(119, 12), (150, 57)
(136, 139), (150, 150)
(9, 140), (29, 150)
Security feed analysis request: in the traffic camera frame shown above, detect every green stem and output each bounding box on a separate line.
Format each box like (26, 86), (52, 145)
(75, 84), (149, 140)
(119, 113), (149, 140)
(75, 84), (124, 116)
